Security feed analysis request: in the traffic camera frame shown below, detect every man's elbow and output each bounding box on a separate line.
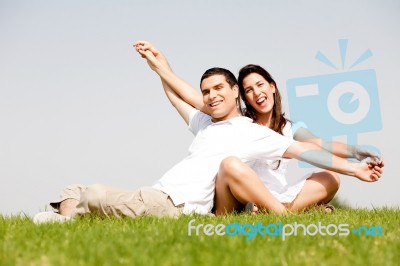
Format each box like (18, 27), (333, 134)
(282, 142), (298, 159)
(283, 141), (314, 160)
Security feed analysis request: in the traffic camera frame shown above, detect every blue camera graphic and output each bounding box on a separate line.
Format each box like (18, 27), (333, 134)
(286, 40), (382, 167)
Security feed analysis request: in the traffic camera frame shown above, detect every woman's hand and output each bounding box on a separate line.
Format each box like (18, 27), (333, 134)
(353, 160), (384, 182)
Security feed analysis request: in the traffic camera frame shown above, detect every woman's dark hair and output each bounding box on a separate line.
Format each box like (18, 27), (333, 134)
(238, 64), (288, 135)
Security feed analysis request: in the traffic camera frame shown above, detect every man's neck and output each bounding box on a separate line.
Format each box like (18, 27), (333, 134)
(211, 110), (241, 123)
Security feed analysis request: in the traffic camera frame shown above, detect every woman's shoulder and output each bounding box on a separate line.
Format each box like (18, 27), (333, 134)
(282, 120), (307, 137)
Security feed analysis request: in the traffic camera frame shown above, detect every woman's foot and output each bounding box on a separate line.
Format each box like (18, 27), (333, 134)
(317, 203), (335, 213)
(244, 202), (259, 215)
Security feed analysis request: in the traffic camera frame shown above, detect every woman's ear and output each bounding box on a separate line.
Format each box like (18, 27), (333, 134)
(270, 84), (276, 93)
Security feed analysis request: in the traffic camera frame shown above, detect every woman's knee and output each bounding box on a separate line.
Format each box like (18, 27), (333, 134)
(311, 171), (340, 189)
(326, 171), (341, 191)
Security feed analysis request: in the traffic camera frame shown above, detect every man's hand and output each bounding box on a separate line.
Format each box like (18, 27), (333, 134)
(134, 41), (171, 70)
(136, 48), (162, 72)
(353, 146), (382, 163)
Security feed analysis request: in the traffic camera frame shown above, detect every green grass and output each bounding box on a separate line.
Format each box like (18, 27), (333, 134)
(1, 208), (399, 266)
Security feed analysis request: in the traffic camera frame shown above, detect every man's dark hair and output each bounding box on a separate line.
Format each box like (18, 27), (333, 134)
(200, 67), (238, 88)
(200, 67), (242, 114)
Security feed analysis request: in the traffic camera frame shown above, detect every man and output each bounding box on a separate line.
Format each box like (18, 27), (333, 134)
(33, 42), (382, 223)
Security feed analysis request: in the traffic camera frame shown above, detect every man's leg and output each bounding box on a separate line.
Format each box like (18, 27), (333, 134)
(33, 184), (85, 223)
(49, 184), (86, 217)
(59, 199), (79, 216)
(286, 171), (340, 212)
(214, 156), (287, 215)
(75, 185), (182, 218)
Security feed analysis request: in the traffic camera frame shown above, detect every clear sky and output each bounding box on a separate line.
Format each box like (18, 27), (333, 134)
(1, 0), (399, 216)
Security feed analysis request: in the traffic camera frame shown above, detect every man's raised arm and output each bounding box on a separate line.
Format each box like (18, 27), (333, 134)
(134, 41), (205, 112)
(135, 48), (194, 124)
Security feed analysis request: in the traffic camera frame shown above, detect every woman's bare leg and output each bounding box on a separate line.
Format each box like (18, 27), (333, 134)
(287, 171), (340, 212)
(214, 156), (287, 215)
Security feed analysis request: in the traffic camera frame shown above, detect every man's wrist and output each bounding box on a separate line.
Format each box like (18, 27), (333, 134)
(349, 145), (357, 159)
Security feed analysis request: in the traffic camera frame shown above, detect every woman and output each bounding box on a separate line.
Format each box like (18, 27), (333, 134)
(134, 41), (383, 215)
(213, 64), (383, 214)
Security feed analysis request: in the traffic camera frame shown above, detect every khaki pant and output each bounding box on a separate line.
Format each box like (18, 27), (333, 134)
(50, 184), (183, 218)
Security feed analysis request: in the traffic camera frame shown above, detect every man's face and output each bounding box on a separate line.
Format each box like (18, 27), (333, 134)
(200, 74), (239, 122)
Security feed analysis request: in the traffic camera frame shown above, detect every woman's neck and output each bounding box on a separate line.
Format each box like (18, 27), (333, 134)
(255, 112), (272, 127)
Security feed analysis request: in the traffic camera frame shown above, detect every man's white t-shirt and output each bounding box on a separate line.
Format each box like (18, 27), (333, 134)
(153, 110), (295, 214)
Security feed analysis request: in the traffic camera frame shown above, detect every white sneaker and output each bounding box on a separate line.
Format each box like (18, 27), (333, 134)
(33, 212), (72, 224)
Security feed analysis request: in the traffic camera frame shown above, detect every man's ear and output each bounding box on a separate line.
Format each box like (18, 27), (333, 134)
(232, 84), (239, 98)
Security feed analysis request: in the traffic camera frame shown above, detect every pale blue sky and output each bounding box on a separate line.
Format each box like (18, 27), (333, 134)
(1, 0), (399, 215)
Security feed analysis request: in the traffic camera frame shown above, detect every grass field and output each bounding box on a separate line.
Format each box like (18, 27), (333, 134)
(1, 208), (399, 266)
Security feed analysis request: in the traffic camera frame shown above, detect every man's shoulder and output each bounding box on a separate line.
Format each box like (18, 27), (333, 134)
(230, 117), (267, 133)
(193, 110), (212, 124)
(189, 109), (212, 134)
(233, 118), (283, 137)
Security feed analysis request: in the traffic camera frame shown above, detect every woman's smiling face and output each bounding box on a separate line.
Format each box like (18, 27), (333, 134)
(242, 72), (276, 115)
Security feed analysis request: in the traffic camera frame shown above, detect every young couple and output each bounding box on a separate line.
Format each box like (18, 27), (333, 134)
(33, 41), (383, 223)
